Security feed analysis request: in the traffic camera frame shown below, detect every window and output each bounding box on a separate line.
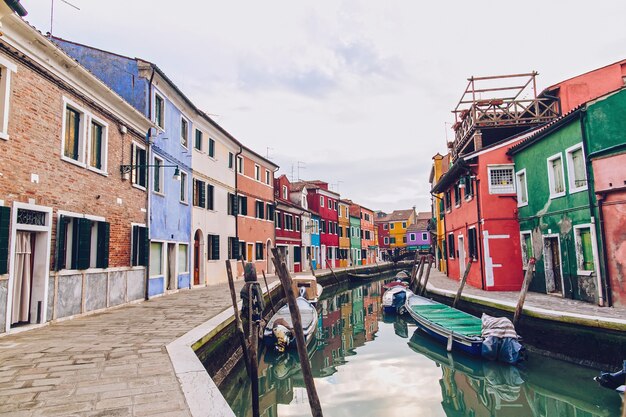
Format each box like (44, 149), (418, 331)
(227, 193), (236, 216)
(445, 190), (452, 211)
(208, 138), (215, 158)
(255, 242), (264, 260)
(131, 225), (149, 267)
(237, 156), (244, 174)
(193, 179), (206, 208)
(447, 233), (455, 258)
(0, 60), (17, 140)
(255, 201), (265, 219)
(239, 242), (247, 261)
(454, 183), (461, 207)
(468, 228), (478, 259)
(194, 129), (203, 151)
(410, 233), (416, 241)
(320, 220), (326, 233)
(154, 93), (165, 129)
(334, 202), (338, 211)
(520, 231), (533, 269)
(574, 226), (595, 273)
(207, 235), (220, 260)
(178, 244), (189, 273)
(383, 224), (388, 230)
(153, 156), (164, 193)
(180, 117), (189, 148)
(488, 165), (516, 194)
(390, 237), (396, 244)
(54, 215), (110, 271)
(265, 170), (271, 185)
(150, 242), (163, 276)
(295, 218), (300, 232)
(282, 185), (288, 200)
(229, 152), (234, 169)
(338, 226), (343, 237)
(328, 199), (332, 209)
(131, 142), (147, 188)
(89, 119), (106, 171)
(237, 195), (248, 215)
(266, 204), (275, 221)
(228, 237), (239, 260)
(566, 144), (587, 193)
(320, 196), (324, 207)
(285, 215), (293, 231)
(402, 222), (407, 228)
(422, 232), (428, 241)
(206, 184), (214, 210)
(180, 171), (188, 203)
(547, 154), (565, 198)
(255, 164), (260, 181)
(516, 169), (528, 207)
(403, 236), (407, 243)
(390, 223), (395, 230)
(276, 212), (283, 229)
(464, 176), (474, 199)
(63, 105), (83, 163)
(384, 237), (389, 245)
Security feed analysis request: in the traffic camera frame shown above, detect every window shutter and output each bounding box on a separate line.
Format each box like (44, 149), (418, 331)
(76, 218), (92, 270)
(207, 185), (214, 210)
(96, 221), (110, 268)
(199, 182), (206, 208)
(212, 235), (220, 260)
(55, 215), (68, 271)
(0, 206), (10, 275)
(131, 225), (139, 266)
(139, 227), (149, 267)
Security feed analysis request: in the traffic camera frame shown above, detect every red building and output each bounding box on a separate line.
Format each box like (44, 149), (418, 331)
(375, 212), (390, 255)
(274, 175), (303, 273)
(292, 180), (340, 268)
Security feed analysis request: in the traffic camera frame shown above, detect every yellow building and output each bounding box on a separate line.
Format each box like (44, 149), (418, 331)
(387, 209), (416, 248)
(338, 200), (351, 267)
(429, 153), (450, 273)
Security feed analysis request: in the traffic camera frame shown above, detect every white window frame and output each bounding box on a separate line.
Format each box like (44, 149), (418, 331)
(0, 56), (17, 140)
(265, 169), (271, 185)
(86, 114), (108, 175)
(410, 233), (416, 241)
(519, 230), (533, 270)
(228, 152), (234, 170)
(328, 199), (332, 209)
(547, 153), (566, 199)
(282, 185), (288, 200)
(149, 241), (164, 277)
(422, 232), (428, 241)
(237, 156), (244, 174)
(178, 243), (189, 274)
(320, 196), (324, 207)
(153, 155), (164, 195)
(487, 164), (516, 195)
(153, 90), (166, 130)
(193, 128), (203, 152)
(384, 237), (389, 245)
(179, 171), (188, 204)
(130, 140), (147, 190)
(208, 137), (216, 158)
(60, 97), (87, 168)
(402, 222), (407, 228)
(383, 223), (388, 230)
(515, 168), (528, 207)
(565, 143), (588, 194)
(573, 224), (595, 276)
(255, 164), (260, 181)
(180, 115), (190, 149)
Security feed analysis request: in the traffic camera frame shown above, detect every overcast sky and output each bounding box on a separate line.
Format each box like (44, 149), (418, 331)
(22, 1), (626, 212)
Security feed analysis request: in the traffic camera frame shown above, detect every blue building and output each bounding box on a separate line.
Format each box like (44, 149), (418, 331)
(311, 214), (321, 270)
(54, 38), (192, 297)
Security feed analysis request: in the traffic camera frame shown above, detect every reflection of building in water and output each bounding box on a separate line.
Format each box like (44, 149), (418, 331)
(363, 281), (381, 341)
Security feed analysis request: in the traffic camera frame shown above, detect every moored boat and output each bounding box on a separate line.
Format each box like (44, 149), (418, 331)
(263, 296), (318, 353)
(382, 286), (413, 314)
(347, 271), (379, 281)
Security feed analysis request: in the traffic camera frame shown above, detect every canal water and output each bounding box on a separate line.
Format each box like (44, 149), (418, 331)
(217, 279), (623, 417)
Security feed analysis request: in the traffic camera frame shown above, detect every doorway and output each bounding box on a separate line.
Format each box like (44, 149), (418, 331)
(11, 232), (34, 326)
(543, 236), (563, 295)
(193, 230), (202, 286)
(458, 235), (466, 275)
(166, 243), (177, 291)
(247, 243), (254, 265)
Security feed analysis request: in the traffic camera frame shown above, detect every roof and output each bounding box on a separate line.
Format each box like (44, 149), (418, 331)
(407, 219), (429, 232)
(430, 159), (469, 194)
(50, 36), (277, 169)
(387, 209), (415, 222)
(416, 212), (431, 220)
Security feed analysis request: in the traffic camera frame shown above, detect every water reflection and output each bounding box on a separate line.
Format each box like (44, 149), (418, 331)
(218, 279), (622, 417)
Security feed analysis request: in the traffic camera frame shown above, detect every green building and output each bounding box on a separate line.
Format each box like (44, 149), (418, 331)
(349, 216), (362, 266)
(509, 112), (601, 303)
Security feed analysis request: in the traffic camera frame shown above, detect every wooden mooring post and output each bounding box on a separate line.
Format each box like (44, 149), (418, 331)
(419, 256), (433, 296)
(249, 319), (260, 417)
(513, 259), (536, 326)
(225, 260), (251, 378)
(261, 270), (276, 315)
(325, 259), (341, 285)
(453, 260), (473, 308)
(408, 253), (422, 291)
(272, 248), (324, 417)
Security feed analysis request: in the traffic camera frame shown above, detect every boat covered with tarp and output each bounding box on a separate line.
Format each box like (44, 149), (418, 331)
(263, 295), (318, 353)
(382, 286), (413, 314)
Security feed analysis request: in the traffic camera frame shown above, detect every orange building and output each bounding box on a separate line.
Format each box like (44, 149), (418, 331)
(235, 147), (278, 275)
(338, 200), (351, 267)
(348, 202), (377, 265)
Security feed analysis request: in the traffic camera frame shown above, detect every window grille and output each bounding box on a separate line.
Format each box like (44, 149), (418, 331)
(489, 167), (515, 194)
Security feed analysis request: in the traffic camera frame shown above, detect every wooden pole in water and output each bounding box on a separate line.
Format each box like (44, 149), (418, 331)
(271, 248), (324, 417)
(409, 253), (422, 291)
(513, 258), (536, 326)
(420, 256), (434, 296)
(453, 260), (473, 308)
(326, 259), (341, 285)
(261, 270), (276, 314)
(249, 319), (260, 417)
(225, 260), (251, 378)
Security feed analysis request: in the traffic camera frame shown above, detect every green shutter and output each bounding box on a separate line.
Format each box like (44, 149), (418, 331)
(212, 235), (220, 260)
(139, 227), (149, 267)
(131, 225), (139, 266)
(55, 216), (68, 271)
(580, 229), (594, 271)
(96, 221), (110, 268)
(0, 206), (10, 274)
(76, 218), (92, 270)
(199, 182), (206, 208)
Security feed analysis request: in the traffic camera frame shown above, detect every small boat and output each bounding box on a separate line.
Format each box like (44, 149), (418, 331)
(395, 270), (410, 281)
(594, 361), (626, 395)
(291, 275), (323, 305)
(263, 294), (318, 353)
(382, 280), (408, 291)
(382, 286), (413, 314)
(405, 294), (484, 357)
(347, 271), (379, 281)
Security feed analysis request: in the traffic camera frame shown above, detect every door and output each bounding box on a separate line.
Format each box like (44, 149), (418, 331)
(193, 231), (200, 286)
(458, 235), (466, 275)
(544, 237), (563, 295)
(11, 232), (33, 326)
(167, 243), (176, 290)
(247, 243), (253, 265)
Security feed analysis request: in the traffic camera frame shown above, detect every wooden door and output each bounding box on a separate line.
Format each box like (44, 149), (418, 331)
(193, 232), (200, 286)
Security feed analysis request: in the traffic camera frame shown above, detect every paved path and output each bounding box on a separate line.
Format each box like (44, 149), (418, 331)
(425, 269), (626, 321)
(0, 276), (277, 417)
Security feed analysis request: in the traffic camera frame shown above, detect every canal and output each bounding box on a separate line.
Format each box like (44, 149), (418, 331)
(215, 278), (623, 417)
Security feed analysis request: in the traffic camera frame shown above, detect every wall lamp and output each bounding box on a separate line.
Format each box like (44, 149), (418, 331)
(120, 164), (181, 181)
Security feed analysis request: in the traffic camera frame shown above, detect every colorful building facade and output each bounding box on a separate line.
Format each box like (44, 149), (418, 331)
(430, 153), (450, 272)
(406, 213), (431, 253)
(338, 201), (351, 268)
(349, 216), (362, 265)
(274, 175), (303, 273)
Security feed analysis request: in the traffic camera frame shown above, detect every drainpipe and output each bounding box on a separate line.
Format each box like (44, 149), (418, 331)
(580, 109), (609, 306)
(475, 177), (486, 290)
(234, 145), (243, 269)
(144, 67), (156, 301)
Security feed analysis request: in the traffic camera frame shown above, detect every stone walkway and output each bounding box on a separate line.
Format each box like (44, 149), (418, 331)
(0, 276), (277, 417)
(425, 269), (626, 321)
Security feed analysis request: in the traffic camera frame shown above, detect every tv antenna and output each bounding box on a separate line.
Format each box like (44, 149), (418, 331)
(266, 147), (273, 159)
(50, 0), (80, 37)
(296, 161), (306, 181)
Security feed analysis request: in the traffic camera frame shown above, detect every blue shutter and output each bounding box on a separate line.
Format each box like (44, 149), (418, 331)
(0, 206), (10, 274)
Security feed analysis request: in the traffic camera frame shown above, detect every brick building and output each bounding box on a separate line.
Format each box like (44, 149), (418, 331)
(0, 13), (153, 334)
